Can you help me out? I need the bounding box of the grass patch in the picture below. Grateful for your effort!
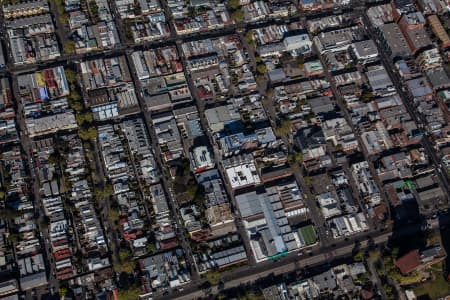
[114,249,135,273]
[413,271,450,299]
[426,232,442,247]
[203,270,220,285]
[299,225,317,245]
[117,285,141,300]
[114,259,135,274]
[368,249,380,260]
[357,272,369,284]
[428,261,444,272]
[108,208,120,230]
[391,271,422,285]
[109,208,120,220]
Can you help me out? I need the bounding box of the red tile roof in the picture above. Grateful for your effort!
[373,204,388,220]
[53,248,71,260]
[395,250,420,274]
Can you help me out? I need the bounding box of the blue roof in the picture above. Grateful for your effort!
[223,120,244,134]
[188,119,203,137]
[220,127,276,152]
[39,87,48,101]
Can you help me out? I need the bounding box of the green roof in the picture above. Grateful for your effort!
[395,180,414,191]
[269,251,288,260]
[300,225,317,245]
[88,39,97,48]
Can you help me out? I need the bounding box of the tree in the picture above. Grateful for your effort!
[229,0,240,10]
[76,114,84,125]
[231,9,244,22]
[119,248,131,261]
[117,285,140,300]
[256,63,267,75]
[70,101,83,112]
[187,6,196,18]
[108,208,120,223]
[353,250,364,262]
[383,284,393,295]
[64,41,76,54]
[295,152,303,163]
[69,90,82,103]
[304,176,311,186]
[244,31,254,44]
[95,184,114,199]
[244,31,255,48]
[186,184,198,199]
[55,0,68,22]
[7,232,19,243]
[103,184,114,197]
[59,287,67,297]
[391,247,400,259]
[133,0,142,15]
[361,91,374,103]
[65,69,76,84]
[95,187,108,201]
[296,55,304,66]
[83,141,92,150]
[59,13,69,26]
[118,272,130,289]
[89,1,99,22]
[76,112,94,125]
[48,151,62,165]
[147,243,156,253]
[78,127,97,141]
[276,119,292,135]
[124,22,134,40]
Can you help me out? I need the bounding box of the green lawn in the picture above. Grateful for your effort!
[300,225,317,245]
[117,286,141,300]
[413,265,450,299]
[203,270,220,285]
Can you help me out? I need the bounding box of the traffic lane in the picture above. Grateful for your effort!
[164,232,391,300]
[11,74,60,293]
[362,12,450,195]
[6,7,352,76]
[312,43,386,232]
[161,212,424,300]
[126,52,199,278]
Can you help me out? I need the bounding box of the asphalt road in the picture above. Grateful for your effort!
[361,11,450,206]
[312,31,393,227]
[6,1,448,299]
[124,52,199,279]
[5,4,350,76]
[163,231,392,300]
[161,212,450,300]
[10,74,59,299]
[91,140,122,265]
[237,25,330,249]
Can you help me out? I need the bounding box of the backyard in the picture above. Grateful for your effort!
[413,262,450,299]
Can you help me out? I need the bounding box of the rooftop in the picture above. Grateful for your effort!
[224,155,261,190]
[380,22,411,58]
[395,250,420,274]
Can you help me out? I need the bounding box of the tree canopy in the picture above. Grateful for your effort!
[78,127,97,141]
